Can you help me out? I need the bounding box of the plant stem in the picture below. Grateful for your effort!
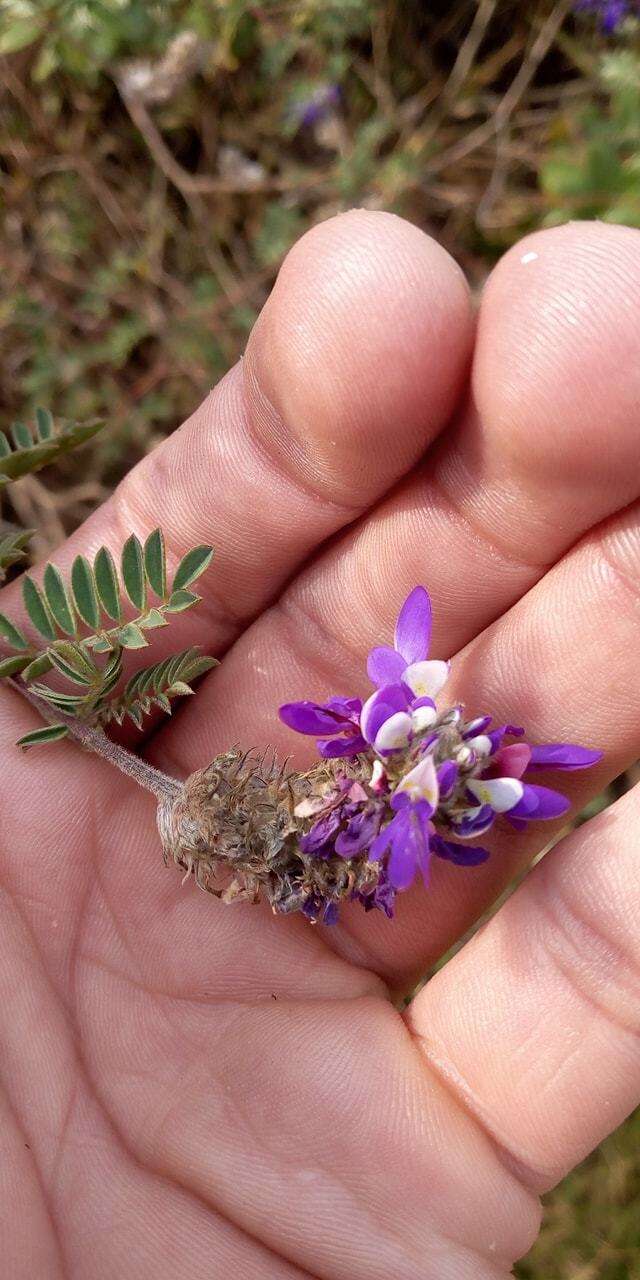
[7,677,181,800]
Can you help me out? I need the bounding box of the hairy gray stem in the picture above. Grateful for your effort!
[7,677,181,800]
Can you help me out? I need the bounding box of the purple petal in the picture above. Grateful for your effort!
[451,804,495,838]
[432,836,490,866]
[368,810,401,863]
[279,700,351,735]
[360,684,410,744]
[463,715,492,739]
[300,809,341,856]
[387,811,418,891]
[335,809,381,857]
[317,733,368,759]
[394,586,432,665]
[487,723,525,752]
[492,743,531,779]
[510,783,571,821]
[437,760,458,798]
[527,743,604,772]
[505,814,528,832]
[367,645,406,688]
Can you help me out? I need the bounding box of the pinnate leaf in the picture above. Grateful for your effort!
[48,641,99,687]
[0,527,33,582]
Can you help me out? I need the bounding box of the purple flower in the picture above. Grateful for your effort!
[367,586,450,704]
[293,83,341,129]
[575,0,632,32]
[278,583,604,922]
[279,696,367,759]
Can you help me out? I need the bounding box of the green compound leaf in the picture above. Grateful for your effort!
[48,641,100,687]
[71,555,100,630]
[22,576,56,641]
[172,545,214,592]
[144,528,166,599]
[0,527,33,582]
[17,724,69,749]
[0,414,105,484]
[0,654,31,678]
[43,563,77,636]
[0,611,29,651]
[93,546,122,622]
[121,534,146,611]
[100,646,216,728]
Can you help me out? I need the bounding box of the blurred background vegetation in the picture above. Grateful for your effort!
[0,1,638,1274]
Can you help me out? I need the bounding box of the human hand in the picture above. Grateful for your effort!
[1,212,639,1278]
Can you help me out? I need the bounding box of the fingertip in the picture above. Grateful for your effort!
[245,209,473,504]
[474,221,640,491]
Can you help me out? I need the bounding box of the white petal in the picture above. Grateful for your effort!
[411,703,437,733]
[467,776,524,813]
[395,753,439,806]
[374,712,413,753]
[370,760,388,792]
[464,734,493,757]
[404,659,449,700]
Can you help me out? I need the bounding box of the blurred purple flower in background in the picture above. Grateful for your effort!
[575,0,635,31]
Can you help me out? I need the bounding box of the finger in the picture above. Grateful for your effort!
[156,221,640,768]
[407,778,640,1192]
[0,211,472,669]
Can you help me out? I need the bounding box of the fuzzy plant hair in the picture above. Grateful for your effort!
[0,408,603,926]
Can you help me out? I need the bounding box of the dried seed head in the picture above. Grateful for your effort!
[157,748,381,922]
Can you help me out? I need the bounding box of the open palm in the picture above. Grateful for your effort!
[2,212,639,1279]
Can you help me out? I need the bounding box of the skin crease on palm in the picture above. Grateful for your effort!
[2,213,640,1280]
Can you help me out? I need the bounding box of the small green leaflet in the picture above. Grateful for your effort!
[22,576,55,641]
[121,534,146,611]
[172,545,214,592]
[0,611,28,651]
[17,724,69,749]
[71,555,101,630]
[144,528,166,598]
